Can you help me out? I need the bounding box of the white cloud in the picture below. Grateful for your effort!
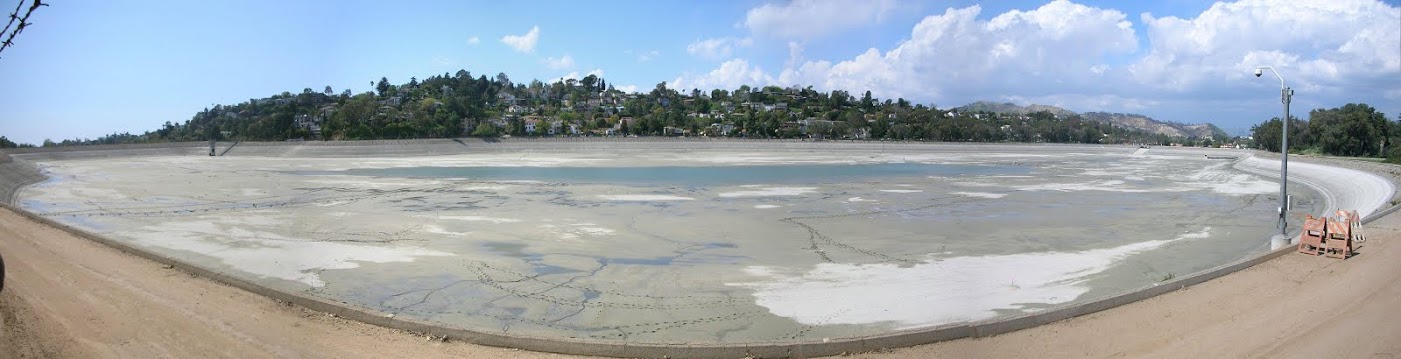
[467,36,480,45]
[430,56,453,67]
[672,59,775,91]
[686,37,753,60]
[616,84,639,93]
[675,0,1400,126]
[637,50,661,62]
[543,55,575,70]
[785,41,804,69]
[500,26,540,53]
[1002,94,1161,113]
[744,0,900,39]
[771,1,1138,103]
[555,69,604,83]
[1130,0,1400,96]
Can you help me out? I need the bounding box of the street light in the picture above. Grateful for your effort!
[1256,66,1293,236]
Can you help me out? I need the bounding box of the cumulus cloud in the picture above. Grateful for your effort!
[680,1,1138,103]
[500,26,540,53]
[686,37,753,60]
[675,0,1400,122]
[543,55,575,70]
[467,36,480,45]
[744,0,901,39]
[1130,0,1400,97]
[671,59,775,91]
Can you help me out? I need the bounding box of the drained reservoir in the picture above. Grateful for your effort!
[15,144,1320,344]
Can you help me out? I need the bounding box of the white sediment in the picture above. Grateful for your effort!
[429,215,522,223]
[420,224,472,237]
[728,227,1213,327]
[1009,162,1278,196]
[120,220,452,287]
[718,187,818,197]
[879,189,924,193]
[952,191,1006,199]
[538,223,617,241]
[596,194,695,201]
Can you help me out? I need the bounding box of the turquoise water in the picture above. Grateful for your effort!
[301,163,1030,185]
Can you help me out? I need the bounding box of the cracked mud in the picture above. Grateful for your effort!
[16,147,1312,344]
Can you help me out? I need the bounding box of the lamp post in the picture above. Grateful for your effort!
[1255,66,1292,236]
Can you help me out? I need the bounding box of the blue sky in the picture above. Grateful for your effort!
[1,0,1397,144]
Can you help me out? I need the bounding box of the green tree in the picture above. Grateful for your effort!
[470,122,498,137]
[581,74,598,93]
[376,77,391,97]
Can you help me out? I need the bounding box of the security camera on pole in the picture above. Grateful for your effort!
[1256,66,1293,242]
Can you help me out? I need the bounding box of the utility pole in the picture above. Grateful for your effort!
[1256,66,1292,236]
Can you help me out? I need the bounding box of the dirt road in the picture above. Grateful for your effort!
[1,203,1398,358]
[0,207,577,359]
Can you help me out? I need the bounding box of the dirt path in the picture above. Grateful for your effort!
[0,207,576,359]
[1,203,1399,359]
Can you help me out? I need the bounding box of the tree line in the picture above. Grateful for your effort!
[1249,103,1400,162]
[16,69,1227,147]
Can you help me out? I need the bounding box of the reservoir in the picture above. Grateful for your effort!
[17,145,1321,344]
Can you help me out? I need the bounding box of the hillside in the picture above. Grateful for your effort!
[1080,112,1228,139]
[954,101,1077,118]
[955,101,1225,139]
[26,70,1218,148]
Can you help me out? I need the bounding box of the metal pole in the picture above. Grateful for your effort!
[1279,86,1290,235]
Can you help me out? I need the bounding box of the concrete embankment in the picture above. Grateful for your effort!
[0,155,45,205]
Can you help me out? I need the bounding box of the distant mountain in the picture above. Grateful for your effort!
[1080,112,1228,139]
[954,101,1226,139]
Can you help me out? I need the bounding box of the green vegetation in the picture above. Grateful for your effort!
[0,136,34,149]
[1250,104,1400,162]
[24,70,1244,147]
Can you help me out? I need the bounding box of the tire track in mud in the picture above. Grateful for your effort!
[466,261,741,310]
[780,196,979,264]
[372,258,763,340]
